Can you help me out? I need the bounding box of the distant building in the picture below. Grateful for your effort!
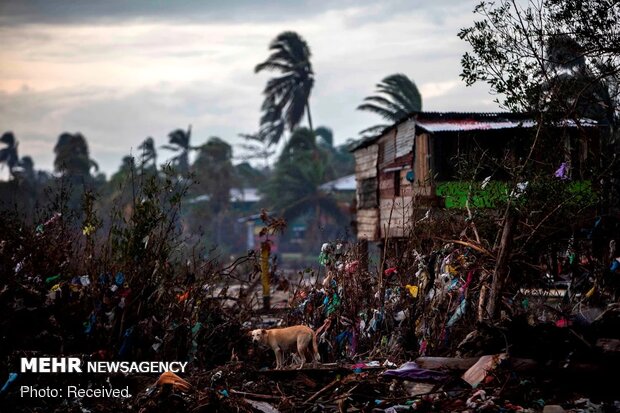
[319,174,356,193]
[188,187,260,206]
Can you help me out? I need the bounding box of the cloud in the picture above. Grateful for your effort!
[0,0,502,176]
[0,81,265,175]
[0,0,367,27]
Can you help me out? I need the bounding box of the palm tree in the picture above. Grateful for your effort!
[54,132,98,177]
[0,131,19,178]
[235,162,266,188]
[162,125,194,176]
[357,73,423,136]
[280,127,320,158]
[192,137,238,213]
[238,132,276,169]
[16,156,35,182]
[138,137,157,171]
[314,126,333,148]
[313,126,355,178]
[263,128,343,251]
[255,31,314,145]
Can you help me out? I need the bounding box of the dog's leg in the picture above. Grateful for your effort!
[275,348,283,370]
[291,353,301,367]
[308,348,319,368]
[297,343,306,370]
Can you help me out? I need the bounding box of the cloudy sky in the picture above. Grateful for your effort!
[0,0,502,177]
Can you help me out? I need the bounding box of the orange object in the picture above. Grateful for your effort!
[155,371,192,393]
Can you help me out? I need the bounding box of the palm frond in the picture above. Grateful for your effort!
[359,124,390,136]
[377,74,422,112]
[263,74,297,98]
[1,132,16,146]
[254,61,294,73]
[284,86,310,130]
[358,73,422,135]
[161,145,182,152]
[361,95,409,120]
[357,102,401,120]
[315,126,333,147]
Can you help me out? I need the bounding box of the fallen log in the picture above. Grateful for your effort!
[415,356,614,374]
[414,357,480,370]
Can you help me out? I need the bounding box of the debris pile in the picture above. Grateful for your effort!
[1,207,619,411]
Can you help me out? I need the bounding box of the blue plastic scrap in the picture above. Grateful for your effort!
[115,272,125,286]
[0,373,18,394]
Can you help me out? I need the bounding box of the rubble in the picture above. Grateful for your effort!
[1,209,619,412]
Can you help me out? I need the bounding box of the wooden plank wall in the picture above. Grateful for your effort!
[396,120,416,158]
[380,196,415,238]
[354,144,379,240]
[412,132,433,196]
[354,145,378,179]
[378,130,397,168]
[377,119,417,239]
[378,153,414,198]
[357,209,379,240]
[354,120,427,241]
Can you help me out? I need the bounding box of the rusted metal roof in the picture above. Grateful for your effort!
[350,111,600,152]
[350,111,529,151]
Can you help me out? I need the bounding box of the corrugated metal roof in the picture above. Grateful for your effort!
[416,117,599,133]
[416,118,535,132]
[350,111,529,151]
[350,111,601,151]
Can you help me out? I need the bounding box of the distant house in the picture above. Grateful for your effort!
[188,187,260,208]
[319,174,356,193]
[351,112,602,242]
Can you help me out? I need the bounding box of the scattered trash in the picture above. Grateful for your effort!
[154,371,192,393]
[1,210,619,412]
[0,372,17,395]
[462,353,508,388]
[383,362,450,382]
[245,399,281,413]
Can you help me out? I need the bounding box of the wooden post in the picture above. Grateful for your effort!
[260,240,271,311]
[486,207,517,319]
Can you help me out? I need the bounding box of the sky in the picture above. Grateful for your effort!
[0,0,502,177]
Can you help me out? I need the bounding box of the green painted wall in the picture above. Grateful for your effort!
[435,181,595,209]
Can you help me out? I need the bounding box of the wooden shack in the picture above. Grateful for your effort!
[351,111,600,242]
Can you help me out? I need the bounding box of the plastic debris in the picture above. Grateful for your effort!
[405,284,418,298]
[463,353,508,388]
[245,399,281,413]
[554,162,569,180]
[45,274,61,284]
[0,372,17,394]
[154,371,192,393]
[383,362,450,382]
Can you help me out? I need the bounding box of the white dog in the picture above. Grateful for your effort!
[250,325,320,370]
